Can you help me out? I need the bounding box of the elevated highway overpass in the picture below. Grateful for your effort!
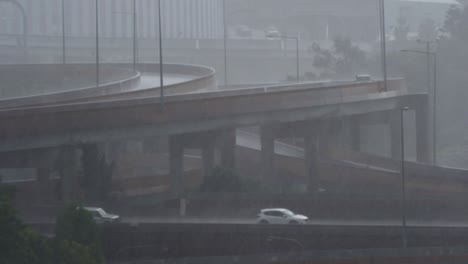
[8,62,468,258]
[0,66,432,204]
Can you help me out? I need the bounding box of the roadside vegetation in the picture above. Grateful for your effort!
[0,184,104,264]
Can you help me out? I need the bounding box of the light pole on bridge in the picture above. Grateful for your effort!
[62,0,66,64]
[158,0,165,110]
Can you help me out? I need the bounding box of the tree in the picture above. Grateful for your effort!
[55,205,104,263]
[312,37,367,78]
[0,185,103,264]
[55,205,101,248]
[312,43,335,78]
[418,17,438,41]
[394,13,409,42]
[443,2,468,40]
[0,185,27,263]
[54,240,101,264]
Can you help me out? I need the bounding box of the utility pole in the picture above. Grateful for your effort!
[62,0,66,64]
[158,0,165,110]
[379,0,387,91]
[133,0,137,72]
[95,0,100,87]
[223,0,228,85]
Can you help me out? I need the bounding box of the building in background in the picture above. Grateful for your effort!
[226,0,380,42]
[0,0,224,40]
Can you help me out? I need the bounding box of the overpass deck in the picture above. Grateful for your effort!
[0,78,420,152]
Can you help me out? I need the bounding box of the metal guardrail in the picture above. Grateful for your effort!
[0,63,216,108]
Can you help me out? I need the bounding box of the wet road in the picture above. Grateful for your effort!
[139,72,199,89]
[120,216,468,228]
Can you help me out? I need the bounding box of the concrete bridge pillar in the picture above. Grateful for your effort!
[37,167,52,202]
[349,116,361,152]
[169,136,184,196]
[318,120,333,158]
[390,111,402,160]
[219,129,236,170]
[61,147,81,203]
[260,125,276,182]
[202,140,215,177]
[304,124,319,193]
[169,136,187,217]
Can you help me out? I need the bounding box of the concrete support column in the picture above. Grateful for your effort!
[305,124,319,193]
[61,147,81,203]
[349,116,361,152]
[260,125,275,182]
[202,141,215,177]
[169,136,184,196]
[169,136,187,217]
[37,168,50,184]
[219,129,236,170]
[318,120,332,158]
[415,103,430,163]
[37,168,51,201]
[390,111,402,160]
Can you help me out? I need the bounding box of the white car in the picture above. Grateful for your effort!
[257,208,308,224]
[82,207,120,224]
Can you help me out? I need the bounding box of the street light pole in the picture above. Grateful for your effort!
[95,0,100,87]
[133,0,137,72]
[222,0,228,85]
[158,0,165,110]
[267,34,300,82]
[433,51,437,165]
[295,36,300,82]
[379,0,388,91]
[62,0,66,64]
[400,106,410,249]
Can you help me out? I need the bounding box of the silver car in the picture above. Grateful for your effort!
[82,207,120,224]
[257,208,308,224]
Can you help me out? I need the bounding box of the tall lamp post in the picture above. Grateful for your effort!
[266,33,300,82]
[401,48,437,164]
[62,0,66,64]
[113,0,138,72]
[158,0,165,109]
[379,0,388,91]
[95,0,100,87]
[222,0,228,85]
[400,106,410,249]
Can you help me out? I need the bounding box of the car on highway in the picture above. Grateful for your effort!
[257,208,308,224]
[265,27,281,38]
[81,207,120,224]
[355,74,372,82]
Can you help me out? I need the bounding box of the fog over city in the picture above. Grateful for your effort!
[2,0,468,263]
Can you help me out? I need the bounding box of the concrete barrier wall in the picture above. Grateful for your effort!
[116,247,468,264]
[0,63,140,108]
[0,63,216,108]
[92,64,217,101]
[100,223,468,261]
